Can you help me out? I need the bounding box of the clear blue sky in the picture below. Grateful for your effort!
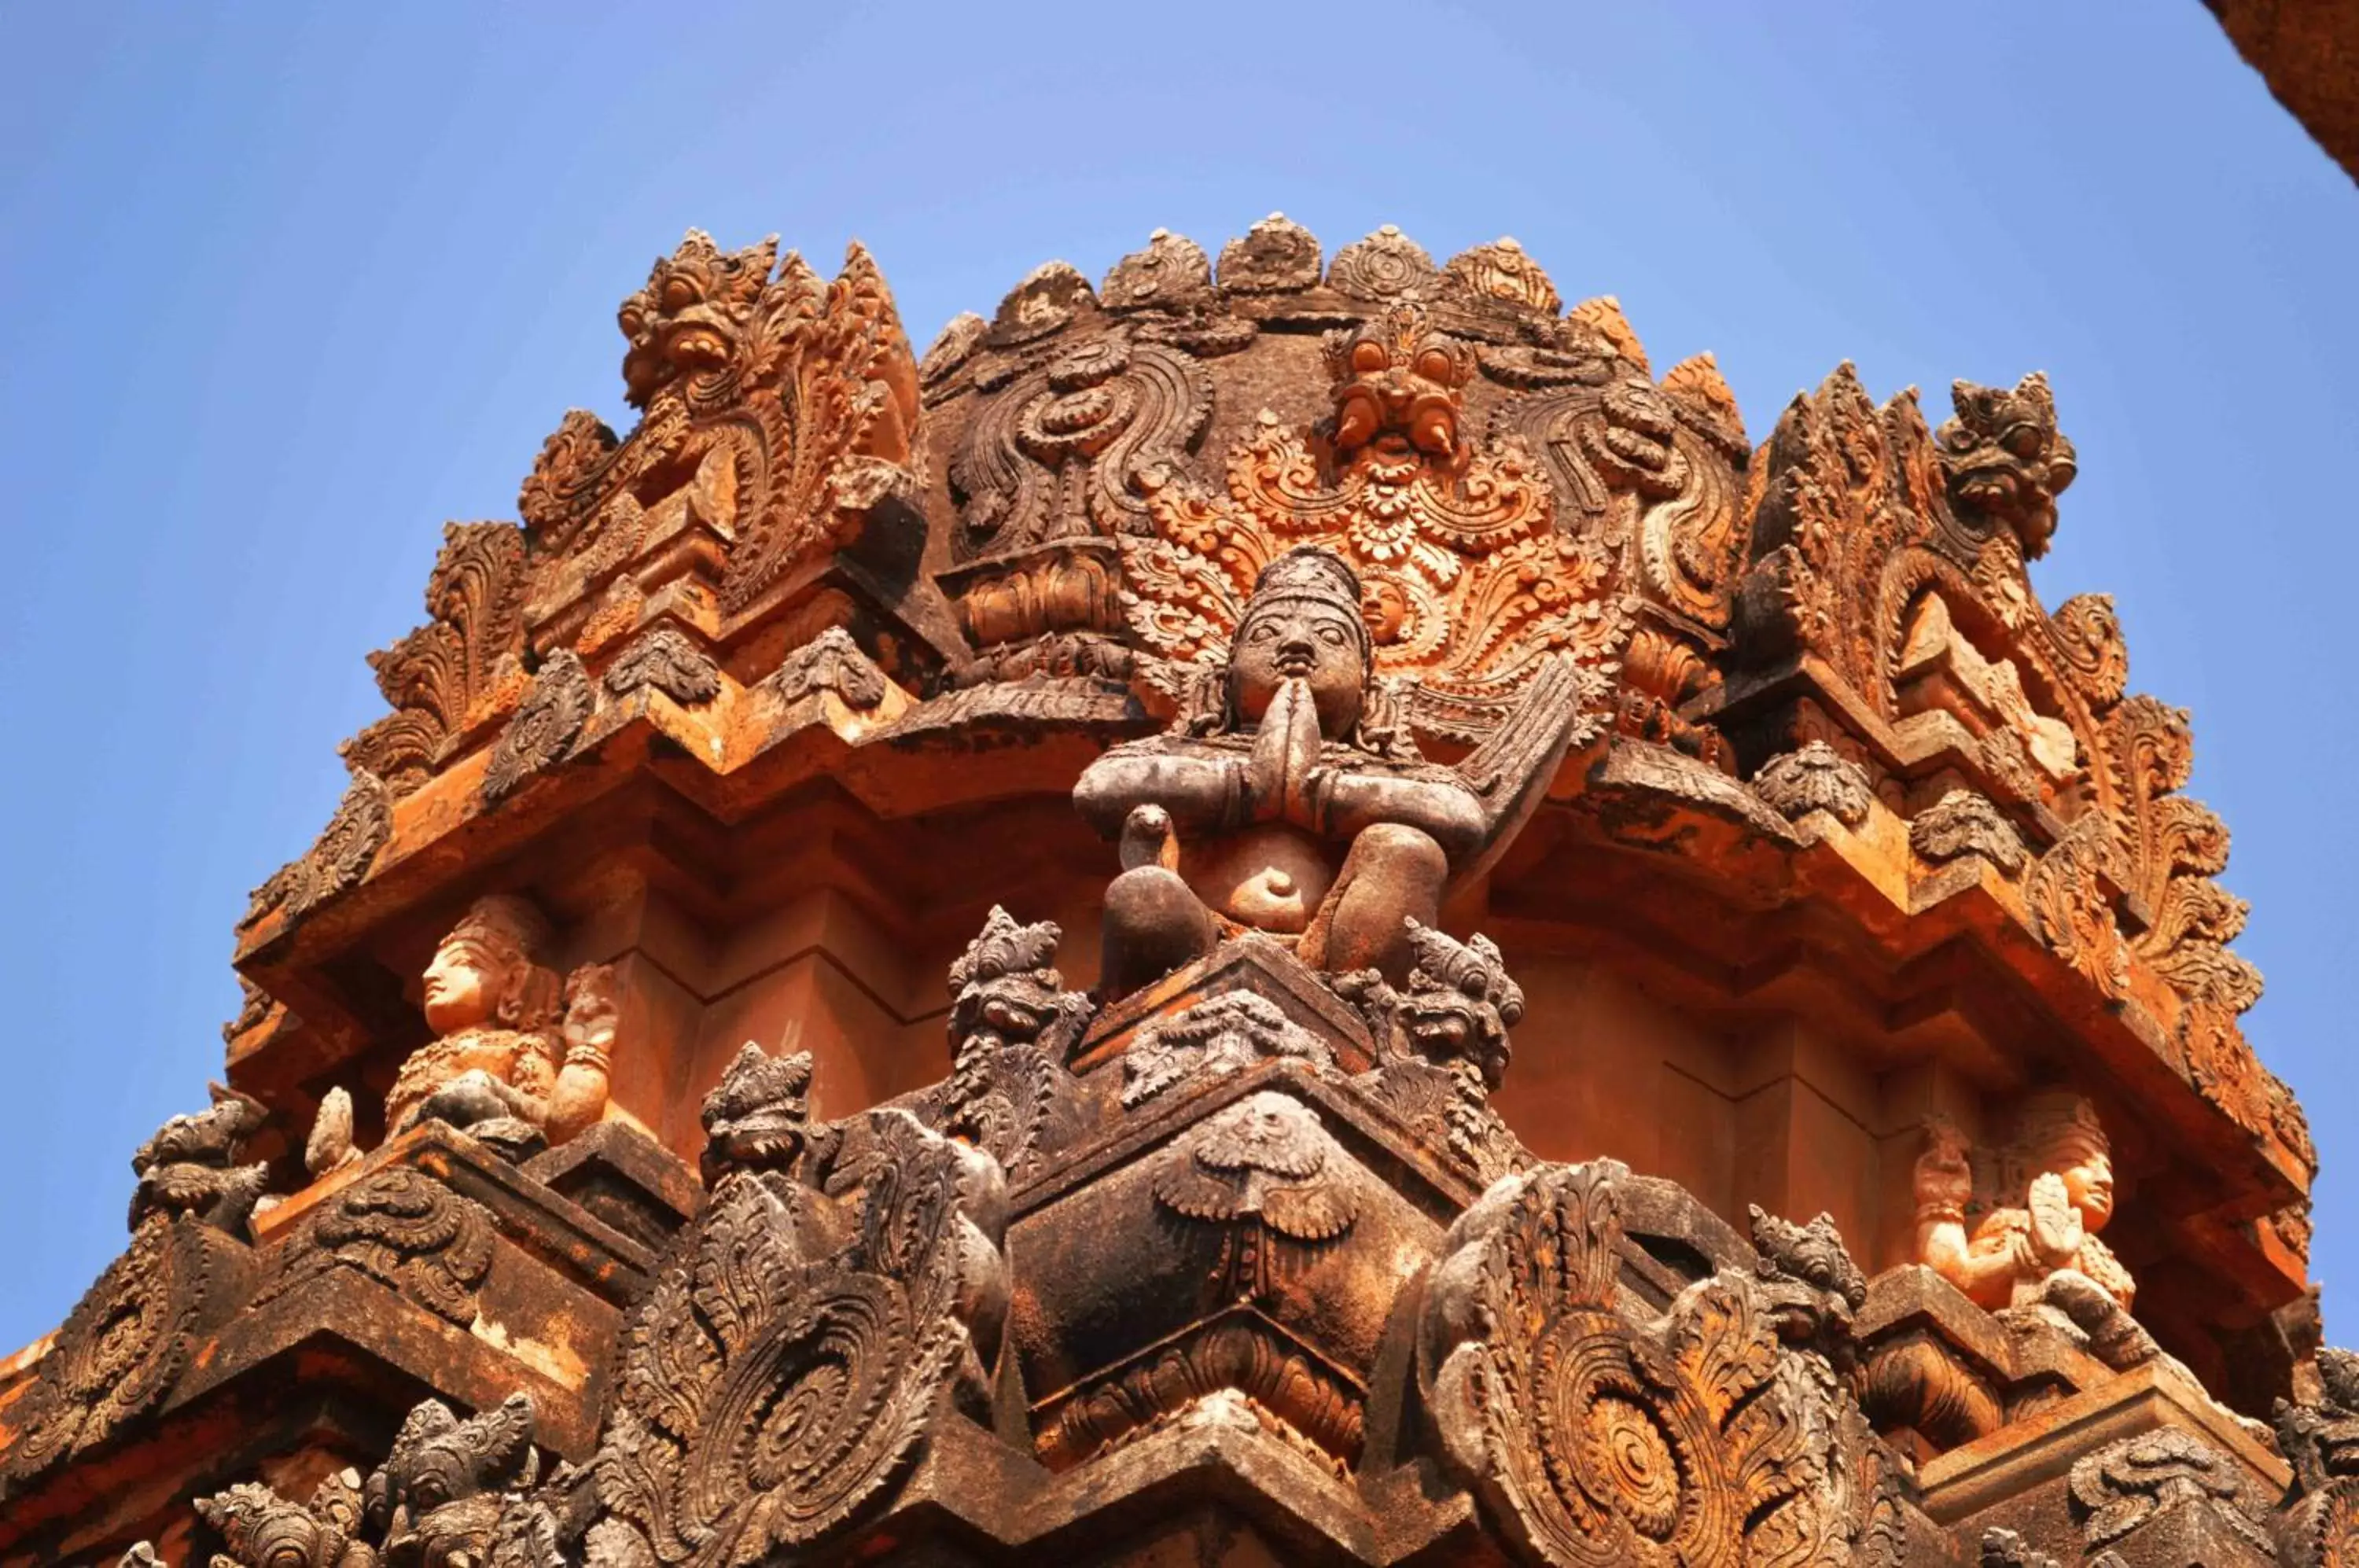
[2,4,2353,1353]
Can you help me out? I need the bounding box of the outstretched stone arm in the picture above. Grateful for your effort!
[1074,748,1248,840]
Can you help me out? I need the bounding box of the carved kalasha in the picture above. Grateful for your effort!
[588,1058,1007,1566]
[1078,547,1585,998]
[940,906,1088,1183]
[1420,1158,1897,1566]
[382,894,618,1159]
[255,1166,494,1326]
[127,1081,270,1234]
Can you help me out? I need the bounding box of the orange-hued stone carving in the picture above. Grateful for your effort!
[1914,1095,2154,1370]
[6,217,2328,1568]
[381,894,619,1158]
[1076,547,1581,994]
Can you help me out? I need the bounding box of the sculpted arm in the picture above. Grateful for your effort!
[547,964,620,1145]
[1311,770,1486,860]
[1075,748,1248,838]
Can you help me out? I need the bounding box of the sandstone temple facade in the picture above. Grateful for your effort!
[0,219,2337,1566]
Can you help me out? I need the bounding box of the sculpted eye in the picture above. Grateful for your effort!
[1317,624,1346,646]
[1417,348,1456,382]
[661,277,700,311]
[1352,340,1389,374]
[1250,621,1279,640]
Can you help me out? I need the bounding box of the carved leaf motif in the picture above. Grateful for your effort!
[0,1219,220,1489]
[605,626,722,706]
[482,651,595,804]
[718,244,922,615]
[591,1112,999,1564]
[1422,1159,1880,1568]
[258,1167,495,1326]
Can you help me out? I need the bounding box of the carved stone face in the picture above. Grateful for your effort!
[1325,307,1473,459]
[422,933,508,1036]
[2059,1146,2114,1231]
[1228,597,1369,738]
[616,230,775,409]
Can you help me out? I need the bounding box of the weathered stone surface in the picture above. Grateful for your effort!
[6,218,2325,1566]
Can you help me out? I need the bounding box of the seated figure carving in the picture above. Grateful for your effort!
[1914,1093,2148,1365]
[1074,547,1580,997]
[383,893,620,1158]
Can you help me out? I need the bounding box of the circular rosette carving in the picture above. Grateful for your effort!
[1422,1160,1870,1568]
[592,1113,1004,1566]
[0,1218,232,1489]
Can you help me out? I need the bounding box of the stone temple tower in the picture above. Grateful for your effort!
[0,219,2335,1567]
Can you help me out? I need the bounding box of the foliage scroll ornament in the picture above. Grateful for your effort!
[240,767,392,930]
[481,650,595,804]
[1418,1158,1900,1568]
[586,1099,1008,1565]
[0,1217,238,1496]
[253,1165,496,1327]
[1117,303,1629,743]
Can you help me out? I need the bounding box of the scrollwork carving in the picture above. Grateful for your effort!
[1122,992,1336,1108]
[256,1166,495,1326]
[481,651,594,804]
[604,626,720,705]
[1420,1158,1893,1567]
[1911,788,2028,874]
[2067,1428,2272,1555]
[589,1090,1007,1565]
[1754,741,1873,827]
[343,522,530,796]
[241,767,392,929]
[948,327,1213,567]
[0,1216,233,1493]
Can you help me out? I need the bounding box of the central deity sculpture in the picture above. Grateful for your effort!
[1076,547,1579,997]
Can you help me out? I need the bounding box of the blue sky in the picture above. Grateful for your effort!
[1,4,2353,1353]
